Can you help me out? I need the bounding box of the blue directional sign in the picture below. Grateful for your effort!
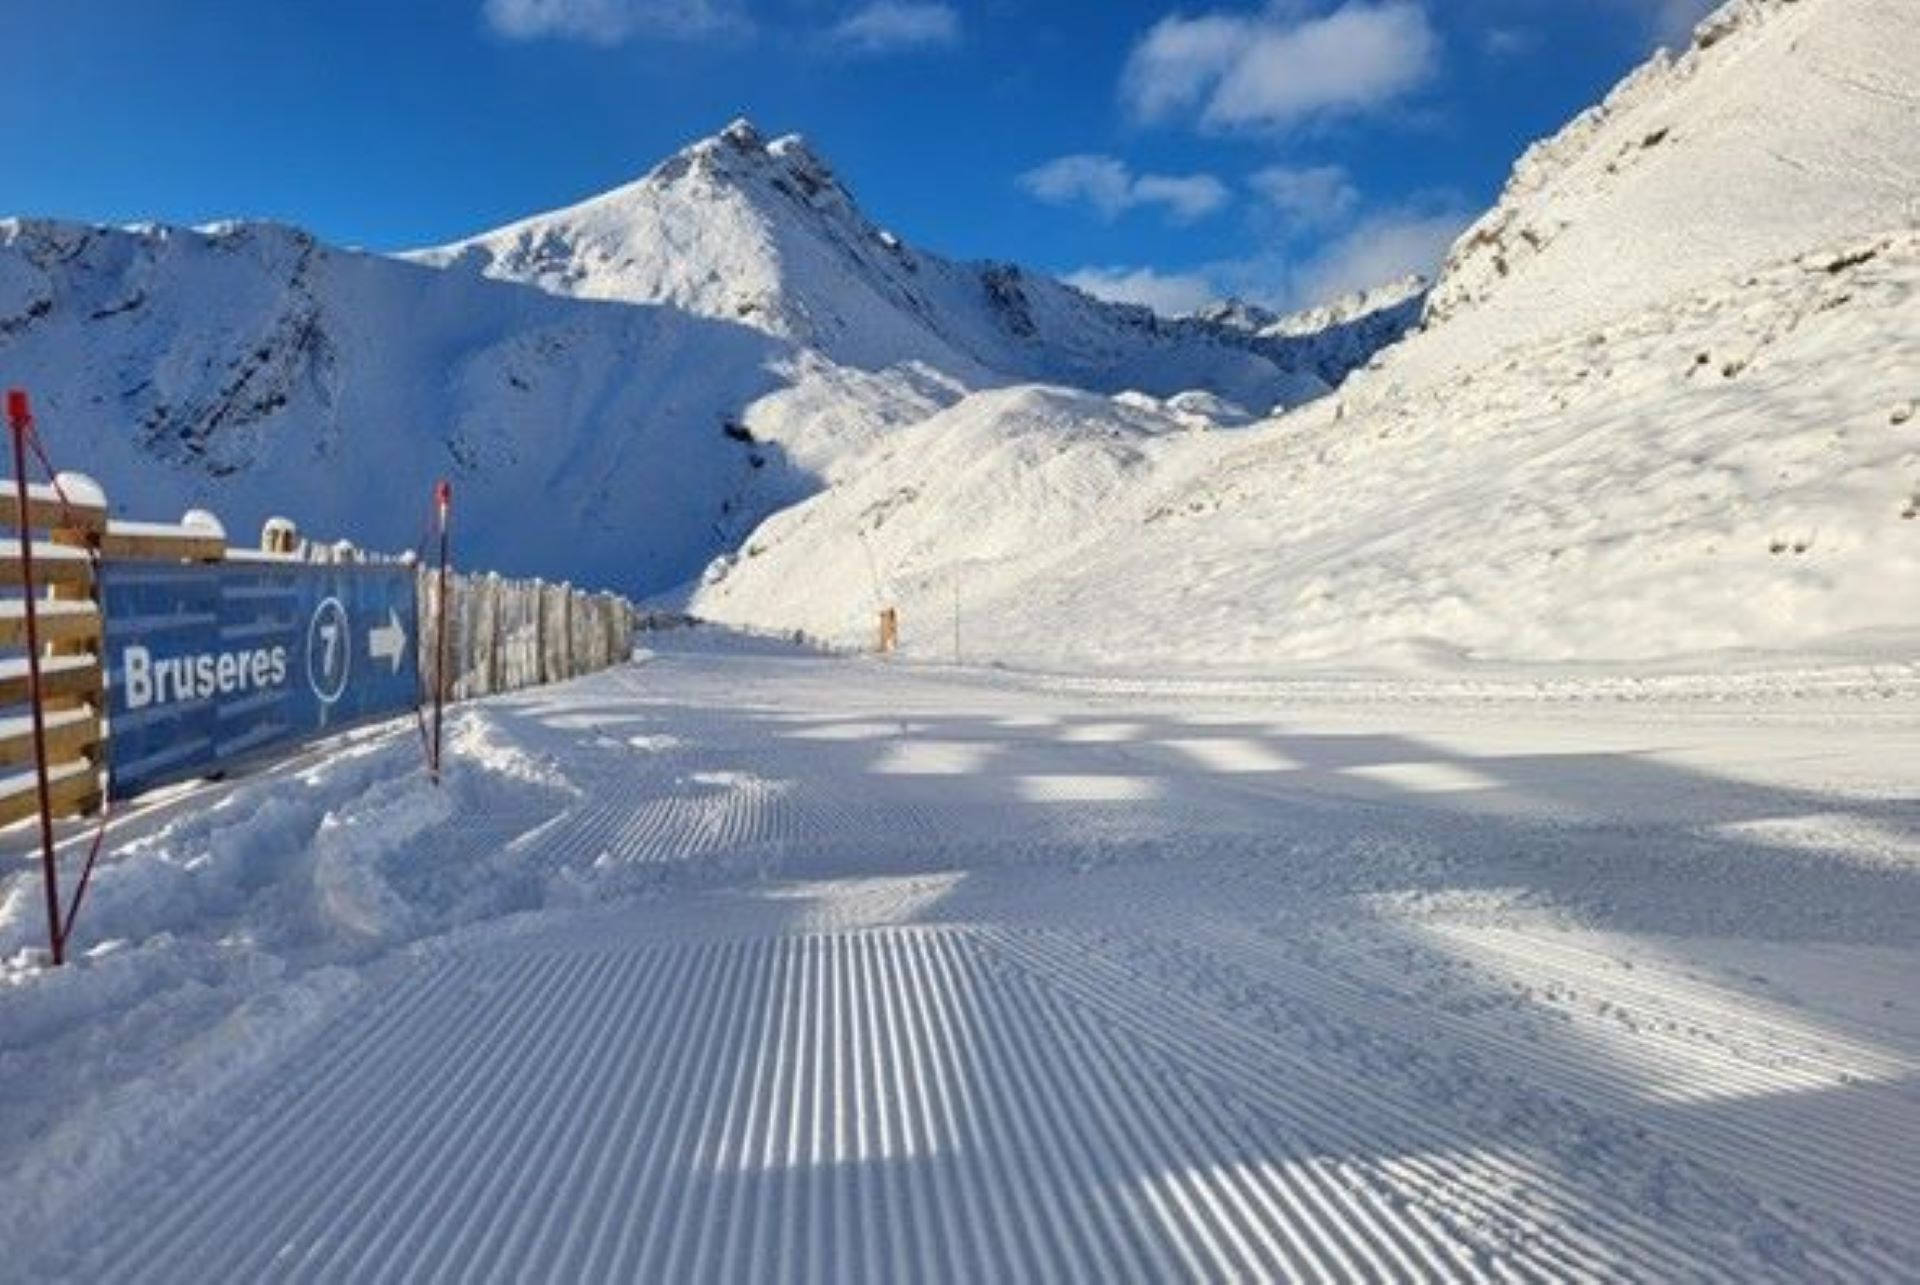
[98,560,420,799]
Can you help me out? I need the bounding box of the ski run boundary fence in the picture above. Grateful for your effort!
[425,567,635,703]
[4,470,635,833]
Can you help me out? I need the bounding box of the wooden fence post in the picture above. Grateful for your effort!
[563,587,576,681]
[487,576,503,695]
[1,468,108,835]
[533,580,548,686]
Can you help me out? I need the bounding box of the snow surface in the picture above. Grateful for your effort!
[4,639,1918,1279]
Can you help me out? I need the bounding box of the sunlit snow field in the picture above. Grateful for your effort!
[5,635,1917,1281]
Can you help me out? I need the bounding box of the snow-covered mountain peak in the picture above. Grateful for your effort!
[649,117,863,229]
[1191,276,1429,387]
[690,119,842,191]
[1262,274,1428,339]
[717,115,764,149]
[408,119,959,364]
[410,122,1344,406]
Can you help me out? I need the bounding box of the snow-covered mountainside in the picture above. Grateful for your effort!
[0,124,1357,597]
[697,232,1920,668]
[411,120,1330,406]
[1406,0,1920,380]
[695,0,1920,672]
[0,217,815,591]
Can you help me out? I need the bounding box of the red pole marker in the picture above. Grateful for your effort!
[7,389,64,965]
[430,481,452,784]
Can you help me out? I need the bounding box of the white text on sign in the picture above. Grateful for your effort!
[121,644,290,710]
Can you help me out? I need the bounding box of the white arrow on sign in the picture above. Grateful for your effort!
[368,609,409,674]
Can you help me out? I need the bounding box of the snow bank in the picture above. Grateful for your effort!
[0,709,580,1244]
[696,384,1193,629]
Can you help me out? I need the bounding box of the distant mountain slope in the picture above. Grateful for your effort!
[1198,275,1429,388]
[699,229,1920,671]
[0,217,811,591]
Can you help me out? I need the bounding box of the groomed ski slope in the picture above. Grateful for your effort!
[7,636,1920,1281]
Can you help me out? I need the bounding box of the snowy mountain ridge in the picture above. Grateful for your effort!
[0,213,815,591]
[1198,274,1429,387]
[410,118,1339,406]
[0,121,1376,596]
[1197,274,1427,339]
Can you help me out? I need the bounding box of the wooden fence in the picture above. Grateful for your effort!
[1,476,110,828]
[421,571,635,703]
[3,473,635,826]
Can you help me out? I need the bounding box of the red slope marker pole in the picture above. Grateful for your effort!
[430,480,452,785]
[8,389,63,966]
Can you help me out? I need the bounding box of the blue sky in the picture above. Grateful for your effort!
[1,0,1711,311]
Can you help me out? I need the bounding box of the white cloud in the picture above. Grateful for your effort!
[1065,201,1463,317]
[1119,14,1247,123]
[1064,266,1221,316]
[483,0,745,42]
[1059,167,1466,318]
[1021,155,1230,223]
[1248,164,1359,230]
[1024,156,1134,218]
[1289,205,1467,304]
[828,2,960,54]
[1123,1,1439,132]
[1131,174,1235,222]
[1483,27,1534,59]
